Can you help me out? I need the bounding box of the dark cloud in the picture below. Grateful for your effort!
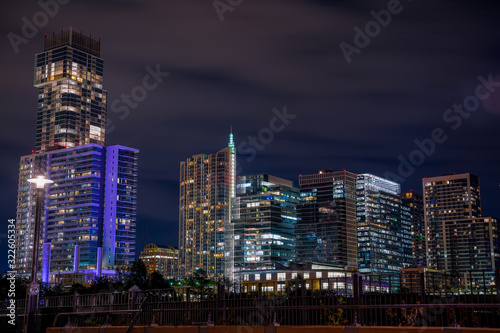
[1,0,500,271]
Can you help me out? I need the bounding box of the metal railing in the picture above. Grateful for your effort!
[2,269,499,330]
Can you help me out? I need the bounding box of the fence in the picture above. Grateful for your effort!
[2,270,499,331]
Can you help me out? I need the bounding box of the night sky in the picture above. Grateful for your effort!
[1,0,500,272]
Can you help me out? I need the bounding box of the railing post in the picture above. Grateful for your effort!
[217,281,226,322]
[128,285,141,310]
[186,287,191,323]
[301,280,307,325]
[420,272,426,305]
[109,294,114,312]
[73,293,79,313]
[353,272,362,326]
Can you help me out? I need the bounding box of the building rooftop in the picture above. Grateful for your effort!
[44,27,100,57]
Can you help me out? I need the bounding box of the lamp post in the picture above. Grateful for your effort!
[24,175,53,333]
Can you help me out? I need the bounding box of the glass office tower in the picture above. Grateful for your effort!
[35,27,106,152]
[296,169,358,268]
[15,144,139,275]
[231,174,299,278]
[356,174,412,275]
[178,134,236,279]
[401,191,426,267]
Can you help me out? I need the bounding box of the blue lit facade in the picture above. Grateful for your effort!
[231,174,299,277]
[15,144,138,276]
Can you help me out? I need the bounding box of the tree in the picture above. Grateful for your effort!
[125,260,148,289]
[148,271,169,290]
[183,269,212,297]
[285,273,305,296]
[69,283,86,295]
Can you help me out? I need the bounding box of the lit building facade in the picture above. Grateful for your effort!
[15,29,139,281]
[356,174,412,275]
[15,144,139,276]
[140,244,179,279]
[422,173,482,271]
[231,174,299,277]
[422,173,499,285]
[241,263,388,294]
[296,169,358,268]
[35,27,106,152]
[15,154,49,275]
[178,134,236,279]
[401,191,426,267]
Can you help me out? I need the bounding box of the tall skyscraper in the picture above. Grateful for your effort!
[178,133,236,279]
[14,29,139,281]
[35,27,106,152]
[356,174,412,275]
[296,169,358,268]
[401,191,426,267]
[15,144,139,276]
[422,173,499,278]
[231,174,299,278]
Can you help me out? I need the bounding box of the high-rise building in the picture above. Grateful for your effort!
[15,144,139,276]
[140,244,179,279]
[401,191,426,267]
[296,169,358,268]
[14,29,138,281]
[422,173,499,278]
[356,174,412,275]
[178,133,236,279]
[35,27,106,152]
[231,174,299,278]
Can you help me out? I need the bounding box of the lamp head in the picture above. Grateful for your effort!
[28,175,54,188]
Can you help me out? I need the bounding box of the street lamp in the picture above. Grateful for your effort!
[24,174,53,333]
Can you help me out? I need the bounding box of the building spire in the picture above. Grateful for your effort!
[228,126,234,149]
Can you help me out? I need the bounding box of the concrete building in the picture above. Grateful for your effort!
[178,133,236,279]
[140,244,179,279]
[422,173,499,286]
[34,27,106,153]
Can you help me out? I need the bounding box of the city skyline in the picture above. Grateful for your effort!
[1,1,500,273]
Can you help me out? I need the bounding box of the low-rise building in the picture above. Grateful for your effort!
[140,243,179,279]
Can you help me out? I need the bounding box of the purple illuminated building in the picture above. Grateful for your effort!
[14,29,139,282]
[15,144,138,280]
